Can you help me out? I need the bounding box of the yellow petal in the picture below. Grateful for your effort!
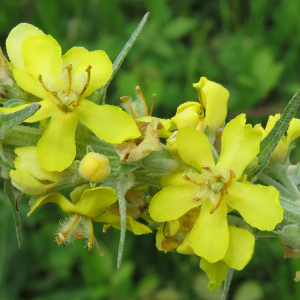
[27,193,75,216]
[70,184,90,204]
[37,108,78,172]
[22,34,62,80]
[177,231,195,255]
[200,258,228,291]
[10,169,56,195]
[217,114,261,179]
[73,50,113,97]
[223,226,255,270]
[286,118,300,145]
[14,146,63,182]
[224,181,283,230]
[190,199,229,263]
[25,98,55,123]
[265,114,280,133]
[160,172,186,187]
[194,77,229,134]
[77,99,141,144]
[149,185,199,222]
[6,23,45,71]
[171,102,201,129]
[155,226,165,251]
[13,68,48,99]
[74,187,118,219]
[177,126,215,171]
[0,103,29,113]
[62,47,90,69]
[128,217,152,235]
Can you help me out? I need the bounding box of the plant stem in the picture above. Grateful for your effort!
[221,267,234,300]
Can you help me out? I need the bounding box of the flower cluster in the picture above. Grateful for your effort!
[2,21,300,294]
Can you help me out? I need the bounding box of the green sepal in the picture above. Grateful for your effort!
[251,90,300,177]
[4,179,23,249]
[86,145,94,153]
[0,83,41,103]
[90,181,97,188]
[0,102,41,139]
[98,12,150,105]
[3,99,27,108]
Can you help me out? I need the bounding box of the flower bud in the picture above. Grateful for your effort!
[79,153,111,182]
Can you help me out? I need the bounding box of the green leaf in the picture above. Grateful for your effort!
[4,179,23,249]
[0,102,41,139]
[3,99,27,108]
[98,12,150,105]
[251,90,300,177]
[0,141,15,169]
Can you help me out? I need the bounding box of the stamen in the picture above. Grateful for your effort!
[226,168,236,185]
[183,174,205,187]
[66,100,76,108]
[210,194,223,214]
[149,94,156,116]
[192,197,201,202]
[87,217,94,251]
[79,65,92,97]
[93,234,105,256]
[55,214,81,244]
[136,86,149,116]
[65,64,73,93]
[38,74,52,93]
[75,232,84,239]
[120,96,137,119]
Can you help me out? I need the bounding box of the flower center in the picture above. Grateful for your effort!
[183,166,235,214]
[38,64,92,112]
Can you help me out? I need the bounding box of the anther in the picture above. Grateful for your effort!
[210,194,223,214]
[192,197,201,202]
[120,96,137,119]
[149,94,156,116]
[136,86,149,116]
[79,65,92,97]
[75,232,84,239]
[59,232,67,241]
[38,74,52,93]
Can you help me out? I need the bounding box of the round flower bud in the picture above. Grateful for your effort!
[79,153,111,182]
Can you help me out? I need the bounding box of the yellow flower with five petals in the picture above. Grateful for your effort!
[27,185,118,250]
[0,23,140,171]
[150,114,283,263]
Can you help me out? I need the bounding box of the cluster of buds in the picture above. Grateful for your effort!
[1,17,300,295]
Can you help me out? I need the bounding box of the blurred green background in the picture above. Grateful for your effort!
[1,0,300,299]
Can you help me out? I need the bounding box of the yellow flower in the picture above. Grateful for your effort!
[171,77,229,135]
[255,114,300,163]
[149,114,283,263]
[0,23,140,171]
[10,146,65,195]
[27,185,118,250]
